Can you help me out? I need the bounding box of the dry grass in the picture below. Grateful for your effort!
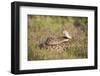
[28,15,88,61]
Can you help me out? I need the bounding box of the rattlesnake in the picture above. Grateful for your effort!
[39,30,72,51]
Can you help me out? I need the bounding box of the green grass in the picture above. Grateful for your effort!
[28,47,87,60]
[28,15,88,61]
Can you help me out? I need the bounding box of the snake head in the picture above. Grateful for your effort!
[63,30,72,39]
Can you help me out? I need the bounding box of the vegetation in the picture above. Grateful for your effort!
[28,15,88,61]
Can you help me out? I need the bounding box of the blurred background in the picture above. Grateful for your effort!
[28,15,88,60]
